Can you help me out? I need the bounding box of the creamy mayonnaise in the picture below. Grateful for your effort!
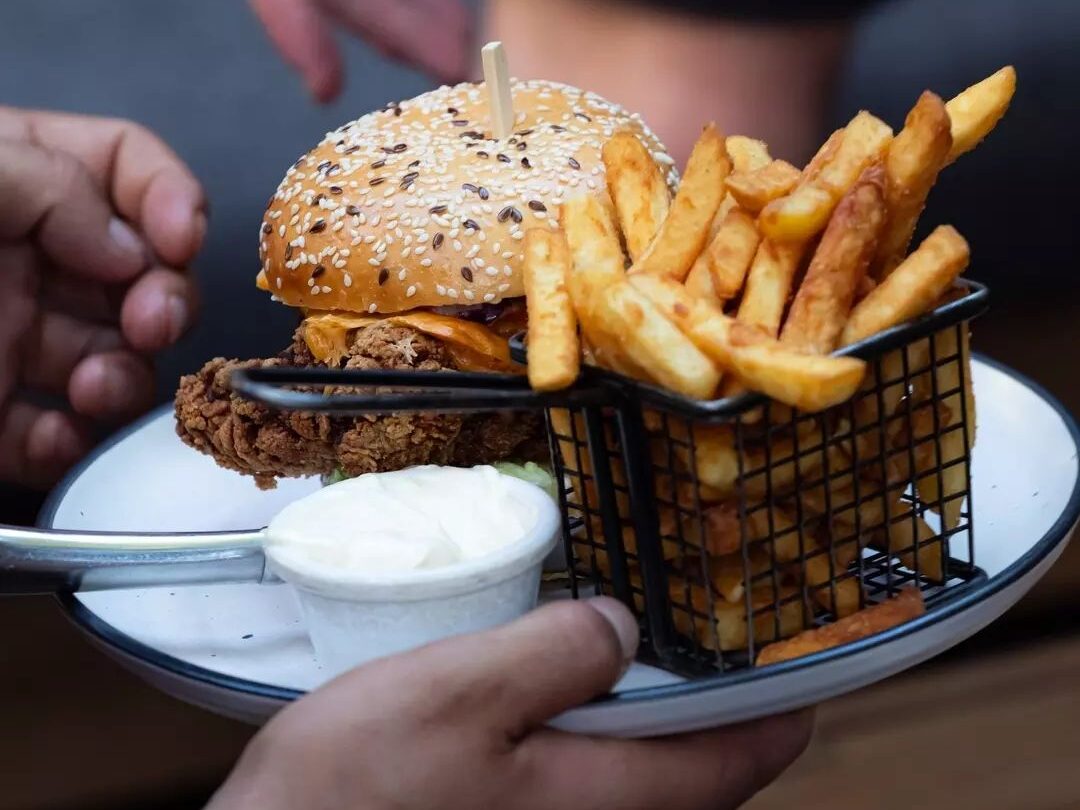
[263,465,540,576]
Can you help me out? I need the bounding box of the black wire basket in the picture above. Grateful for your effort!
[232,280,989,678]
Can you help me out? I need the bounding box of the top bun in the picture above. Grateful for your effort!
[258,79,673,314]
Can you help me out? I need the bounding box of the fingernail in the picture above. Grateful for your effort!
[586,596,640,664]
[108,217,145,263]
[166,294,188,344]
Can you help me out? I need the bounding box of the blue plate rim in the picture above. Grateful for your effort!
[41,355,1080,710]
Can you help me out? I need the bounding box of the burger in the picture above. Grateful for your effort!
[175,79,673,489]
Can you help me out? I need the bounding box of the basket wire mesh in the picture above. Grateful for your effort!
[231,281,988,679]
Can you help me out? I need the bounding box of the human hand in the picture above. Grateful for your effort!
[0,107,204,488]
[249,0,472,102]
[208,598,813,810]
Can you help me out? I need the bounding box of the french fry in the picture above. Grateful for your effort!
[675,580,806,652]
[760,111,893,243]
[684,252,724,308]
[873,91,953,278]
[630,124,731,281]
[881,492,944,582]
[914,326,975,530]
[841,225,970,346]
[801,542,862,618]
[757,587,925,665]
[523,229,579,390]
[602,131,671,261]
[734,239,808,336]
[802,128,844,181]
[703,550,774,604]
[591,280,721,399]
[725,159,801,213]
[691,208,761,303]
[780,165,888,354]
[945,65,1016,164]
[661,416,740,495]
[726,135,772,172]
[846,339,931,463]
[560,194,630,374]
[561,195,626,317]
[630,274,867,411]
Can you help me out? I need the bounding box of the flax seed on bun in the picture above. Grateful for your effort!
[257,79,675,314]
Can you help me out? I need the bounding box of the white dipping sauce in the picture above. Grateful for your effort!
[264,465,538,578]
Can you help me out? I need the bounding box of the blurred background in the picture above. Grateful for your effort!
[1,0,1078,807]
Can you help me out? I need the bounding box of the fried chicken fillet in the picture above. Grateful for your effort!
[175,322,545,489]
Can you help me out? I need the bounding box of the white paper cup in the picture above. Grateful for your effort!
[266,477,560,679]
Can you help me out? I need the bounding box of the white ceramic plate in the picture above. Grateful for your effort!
[40,358,1080,737]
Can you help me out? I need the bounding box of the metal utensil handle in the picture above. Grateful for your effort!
[0,526,272,595]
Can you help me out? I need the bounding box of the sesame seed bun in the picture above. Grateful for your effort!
[258,79,674,314]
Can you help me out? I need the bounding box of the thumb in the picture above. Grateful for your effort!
[400,597,640,737]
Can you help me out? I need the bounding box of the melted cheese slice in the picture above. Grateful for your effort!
[300,311,519,373]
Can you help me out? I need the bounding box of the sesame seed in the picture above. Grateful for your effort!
[420,258,433,267]
[483,293,496,302]
[370,177,386,186]
[463,218,481,231]
[498,283,511,292]
[466,244,480,258]
[461,266,474,282]
[447,287,458,298]
[464,289,475,300]
[568,157,581,170]
[436,284,447,295]
[397,268,407,281]
[484,266,498,276]
[429,204,447,214]
[406,285,417,298]
[453,240,463,252]
[497,153,511,163]
[433,233,444,249]
[276,277,282,289]
[369,303,377,313]
[344,273,352,287]
[278,224,286,237]
[321,285,332,294]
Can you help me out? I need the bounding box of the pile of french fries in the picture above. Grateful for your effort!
[523,66,1015,665]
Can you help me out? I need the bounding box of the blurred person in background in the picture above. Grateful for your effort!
[252,0,869,164]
